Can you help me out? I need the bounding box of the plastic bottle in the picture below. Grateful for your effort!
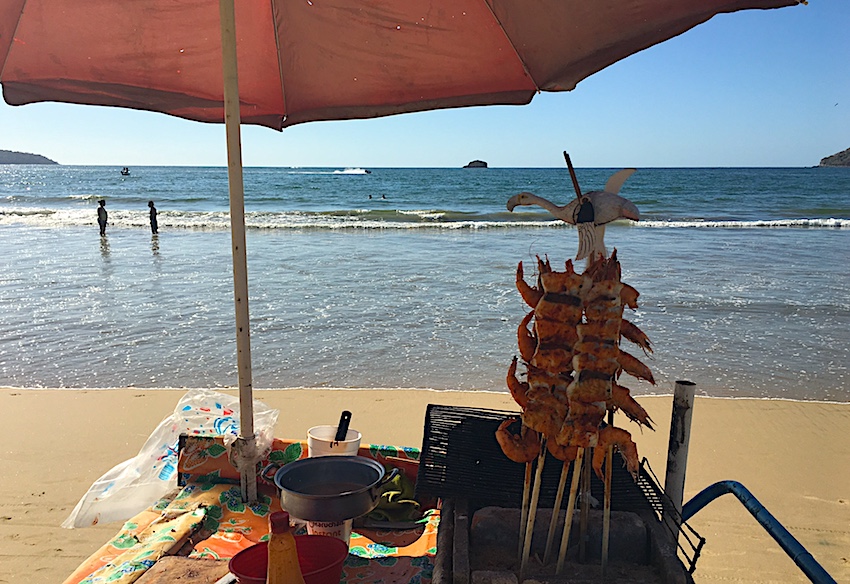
[267,511,306,584]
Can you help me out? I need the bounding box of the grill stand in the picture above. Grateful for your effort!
[418,405,703,584]
[435,503,692,584]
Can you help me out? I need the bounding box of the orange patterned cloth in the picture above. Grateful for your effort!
[178,435,424,487]
[344,510,440,584]
[66,437,438,584]
[62,508,162,584]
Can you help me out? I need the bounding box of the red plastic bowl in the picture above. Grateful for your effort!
[228,535,348,584]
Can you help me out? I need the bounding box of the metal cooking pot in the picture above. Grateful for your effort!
[262,456,400,522]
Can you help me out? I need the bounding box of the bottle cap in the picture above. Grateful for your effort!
[269,511,291,533]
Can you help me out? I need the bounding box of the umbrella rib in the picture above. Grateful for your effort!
[268,0,288,128]
[0,2,28,79]
[481,1,540,91]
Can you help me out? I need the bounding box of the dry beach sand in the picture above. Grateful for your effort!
[0,387,848,584]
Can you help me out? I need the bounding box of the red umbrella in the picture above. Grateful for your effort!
[1,0,801,128]
[0,0,802,501]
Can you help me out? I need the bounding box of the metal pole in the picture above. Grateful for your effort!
[219,0,257,503]
[682,481,837,584]
[664,380,696,525]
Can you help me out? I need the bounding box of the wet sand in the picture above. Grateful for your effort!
[1,388,848,584]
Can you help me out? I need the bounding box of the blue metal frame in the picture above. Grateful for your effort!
[682,480,836,584]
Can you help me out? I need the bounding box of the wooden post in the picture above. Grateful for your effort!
[665,381,696,527]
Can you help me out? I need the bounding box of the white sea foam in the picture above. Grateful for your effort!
[640,218,850,229]
[4,207,847,231]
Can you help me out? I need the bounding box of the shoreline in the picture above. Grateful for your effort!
[1,387,848,583]
[8,384,850,407]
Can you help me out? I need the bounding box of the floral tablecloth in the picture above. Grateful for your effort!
[64,437,438,584]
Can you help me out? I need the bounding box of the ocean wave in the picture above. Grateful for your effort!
[639,218,850,228]
[2,207,848,231]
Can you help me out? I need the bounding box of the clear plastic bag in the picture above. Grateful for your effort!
[62,388,279,528]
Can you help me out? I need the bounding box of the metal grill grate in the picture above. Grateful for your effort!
[415,403,704,573]
[416,404,653,512]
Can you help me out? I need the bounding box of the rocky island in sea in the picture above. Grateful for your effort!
[463,160,488,168]
[0,149,58,164]
[819,147,850,167]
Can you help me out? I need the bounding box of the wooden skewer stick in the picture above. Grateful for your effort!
[602,443,614,579]
[563,151,583,200]
[556,447,585,574]
[579,448,591,562]
[543,459,570,565]
[602,409,615,578]
[517,461,532,561]
[520,437,548,581]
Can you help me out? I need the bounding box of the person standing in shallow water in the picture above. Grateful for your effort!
[148,200,158,234]
[97,199,108,236]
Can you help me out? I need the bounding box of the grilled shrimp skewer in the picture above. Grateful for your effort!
[495,418,538,560]
[503,248,654,575]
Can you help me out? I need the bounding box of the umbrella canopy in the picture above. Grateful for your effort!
[2,0,799,129]
[0,0,801,502]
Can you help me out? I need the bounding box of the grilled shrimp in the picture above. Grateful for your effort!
[495,418,540,463]
[592,425,639,479]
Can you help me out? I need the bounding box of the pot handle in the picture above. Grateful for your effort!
[261,463,280,484]
[379,466,401,487]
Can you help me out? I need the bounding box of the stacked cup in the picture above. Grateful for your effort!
[304,412,361,545]
[306,425,361,457]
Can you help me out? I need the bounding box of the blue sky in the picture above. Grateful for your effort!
[1,2,847,168]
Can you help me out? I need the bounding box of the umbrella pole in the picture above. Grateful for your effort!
[219,0,257,503]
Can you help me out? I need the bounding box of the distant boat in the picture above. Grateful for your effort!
[120,167,130,176]
[333,167,371,175]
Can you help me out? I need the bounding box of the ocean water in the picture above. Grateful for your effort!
[1,165,849,402]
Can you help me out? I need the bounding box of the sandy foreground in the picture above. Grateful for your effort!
[0,387,848,584]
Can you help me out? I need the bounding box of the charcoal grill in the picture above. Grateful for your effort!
[415,404,704,582]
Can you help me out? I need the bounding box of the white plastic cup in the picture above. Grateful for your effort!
[307,425,361,457]
[306,518,353,546]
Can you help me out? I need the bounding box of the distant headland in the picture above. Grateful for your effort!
[463,160,488,168]
[819,147,850,167]
[0,149,58,164]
